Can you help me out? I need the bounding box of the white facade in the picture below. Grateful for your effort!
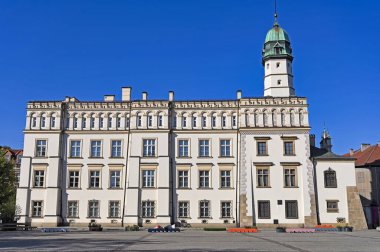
[16,16,366,229]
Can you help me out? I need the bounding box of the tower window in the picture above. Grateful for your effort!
[277,80,281,85]
[276,62,280,68]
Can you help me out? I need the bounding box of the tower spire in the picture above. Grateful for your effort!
[274,0,279,26]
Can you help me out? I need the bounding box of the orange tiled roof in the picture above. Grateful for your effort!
[346,145,380,167]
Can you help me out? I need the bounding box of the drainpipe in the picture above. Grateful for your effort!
[59,102,67,225]
[312,158,321,225]
[236,98,241,227]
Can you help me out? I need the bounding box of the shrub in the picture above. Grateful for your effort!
[204,227,227,231]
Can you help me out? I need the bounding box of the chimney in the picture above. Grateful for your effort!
[236,90,242,100]
[122,87,131,102]
[169,91,174,101]
[310,134,315,147]
[104,95,115,102]
[349,148,354,156]
[142,91,148,101]
[361,143,371,152]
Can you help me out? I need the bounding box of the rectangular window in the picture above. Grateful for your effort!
[143,139,156,157]
[178,139,189,157]
[258,201,271,219]
[182,117,187,127]
[70,140,81,157]
[284,141,295,155]
[178,170,189,188]
[89,171,100,188]
[109,201,120,218]
[36,140,47,157]
[284,168,296,187]
[327,200,339,213]
[199,140,210,157]
[285,200,298,219]
[257,141,267,156]
[220,170,231,188]
[88,200,99,218]
[220,140,231,157]
[199,170,210,188]
[34,170,45,187]
[69,171,80,188]
[199,200,210,218]
[178,201,190,218]
[68,201,78,218]
[142,201,155,218]
[111,140,122,158]
[142,170,155,187]
[90,140,102,157]
[110,170,121,188]
[32,201,43,217]
[324,170,337,188]
[158,115,163,127]
[221,201,231,218]
[257,168,269,187]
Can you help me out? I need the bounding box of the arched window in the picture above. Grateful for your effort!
[99,113,104,128]
[41,113,46,128]
[108,114,113,128]
[222,113,227,128]
[290,110,295,126]
[212,113,217,128]
[254,111,258,127]
[90,114,96,129]
[136,113,142,127]
[192,113,197,128]
[182,113,187,128]
[81,114,87,129]
[147,113,153,127]
[202,113,207,128]
[125,114,130,128]
[73,114,78,129]
[281,110,285,126]
[263,110,268,127]
[232,113,237,127]
[324,168,337,188]
[158,113,163,127]
[245,111,249,126]
[116,114,122,128]
[50,113,56,128]
[299,110,304,126]
[272,110,277,127]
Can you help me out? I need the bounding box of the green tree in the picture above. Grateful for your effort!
[0,149,17,223]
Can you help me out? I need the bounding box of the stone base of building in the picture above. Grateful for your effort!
[347,186,368,230]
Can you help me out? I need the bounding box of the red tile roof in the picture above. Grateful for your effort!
[345,144,380,167]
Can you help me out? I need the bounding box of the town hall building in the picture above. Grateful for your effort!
[16,11,367,229]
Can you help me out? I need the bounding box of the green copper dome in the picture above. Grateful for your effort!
[262,21,293,64]
[265,24,290,43]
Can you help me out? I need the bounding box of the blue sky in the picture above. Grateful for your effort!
[0,0,379,154]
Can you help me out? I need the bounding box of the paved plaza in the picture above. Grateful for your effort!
[0,229,379,251]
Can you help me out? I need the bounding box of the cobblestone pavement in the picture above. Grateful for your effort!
[0,229,379,251]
